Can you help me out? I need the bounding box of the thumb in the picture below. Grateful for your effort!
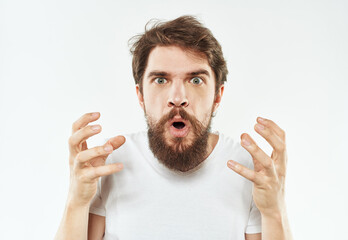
[107,135,126,150]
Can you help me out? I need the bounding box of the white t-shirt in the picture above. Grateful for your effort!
[89,131,262,239]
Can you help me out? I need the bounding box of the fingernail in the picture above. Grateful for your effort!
[228,161,239,170]
[258,117,265,122]
[242,139,251,146]
[92,125,101,131]
[228,160,236,167]
[104,145,112,152]
[117,163,123,169]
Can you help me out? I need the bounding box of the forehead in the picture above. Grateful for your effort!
[144,45,213,77]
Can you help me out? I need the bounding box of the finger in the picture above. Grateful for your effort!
[240,134,276,175]
[72,112,100,134]
[107,135,126,150]
[75,143,114,167]
[254,123,286,155]
[256,117,286,144]
[86,163,124,180]
[227,160,262,185]
[69,124,102,154]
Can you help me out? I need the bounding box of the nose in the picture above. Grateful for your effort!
[167,81,189,108]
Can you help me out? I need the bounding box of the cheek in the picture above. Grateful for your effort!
[191,95,215,120]
[143,90,166,115]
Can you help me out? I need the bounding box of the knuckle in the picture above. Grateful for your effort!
[262,119,270,126]
[88,167,97,179]
[279,128,286,138]
[282,130,286,139]
[75,152,83,162]
[72,121,79,131]
[78,168,92,182]
[248,143,256,151]
[68,136,75,146]
[250,172,257,181]
[277,143,286,152]
[77,171,88,182]
[95,146,104,155]
[264,160,273,169]
[253,145,261,155]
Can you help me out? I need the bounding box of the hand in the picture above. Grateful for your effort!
[67,112,126,206]
[227,117,288,217]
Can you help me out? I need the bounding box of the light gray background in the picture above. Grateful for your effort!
[0,0,347,239]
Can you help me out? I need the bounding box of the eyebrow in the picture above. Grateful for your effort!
[146,69,210,78]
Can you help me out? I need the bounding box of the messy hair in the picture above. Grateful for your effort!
[128,15,228,95]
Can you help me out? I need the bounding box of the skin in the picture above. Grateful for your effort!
[227,117,293,239]
[55,112,126,240]
[57,45,292,240]
[136,45,224,156]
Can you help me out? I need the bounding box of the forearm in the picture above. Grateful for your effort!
[54,199,90,240]
[261,208,293,240]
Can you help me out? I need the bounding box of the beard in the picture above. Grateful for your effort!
[145,106,214,173]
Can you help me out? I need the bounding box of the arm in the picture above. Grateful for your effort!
[245,210,293,240]
[55,204,106,240]
[54,112,125,240]
[245,233,262,240]
[88,213,106,240]
[54,200,90,240]
[228,117,293,240]
[261,208,293,240]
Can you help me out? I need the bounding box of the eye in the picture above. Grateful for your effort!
[190,77,203,85]
[154,77,167,84]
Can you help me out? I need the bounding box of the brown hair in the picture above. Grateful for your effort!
[128,15,228,95]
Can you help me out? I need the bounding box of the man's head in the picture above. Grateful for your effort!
[129,15,228,96]
[129,16,228,173]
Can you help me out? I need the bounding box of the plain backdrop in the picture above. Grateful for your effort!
[0,0,347,239]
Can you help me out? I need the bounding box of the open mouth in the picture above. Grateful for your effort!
[172,121,186,129]
[169,120,189,137]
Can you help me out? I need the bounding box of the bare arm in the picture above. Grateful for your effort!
[228,117,293,240]
[55,204,106,240]
[261,209,293,240]
[88,213,105,240]
[54,112,125,240]
[245,233,261,240]
[54,200,90,240]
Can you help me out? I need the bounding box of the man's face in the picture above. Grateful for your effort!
[136,45,224,172]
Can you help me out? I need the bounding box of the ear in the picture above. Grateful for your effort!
[213,84,224,113]
[136,84,145,111]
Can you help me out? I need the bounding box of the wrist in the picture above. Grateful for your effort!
[66,195,91,209]
[259,197,287,218]
[261,203,288,223]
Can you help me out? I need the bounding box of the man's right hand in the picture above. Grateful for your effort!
[67,112,125,207]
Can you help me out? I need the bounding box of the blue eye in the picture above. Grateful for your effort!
[154,77,167,84]
[190,77,203,85]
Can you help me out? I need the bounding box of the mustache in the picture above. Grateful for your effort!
[156,107,206,135]
[163,108,194,124]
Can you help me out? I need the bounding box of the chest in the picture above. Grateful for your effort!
[103,169,252,239]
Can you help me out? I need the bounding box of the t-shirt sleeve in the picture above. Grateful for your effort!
[89,176,106,216]
[88,137,108,217]
[245,194,262,233]
[245,154,262,234]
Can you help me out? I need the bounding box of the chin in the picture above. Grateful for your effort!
[165,131,194,152]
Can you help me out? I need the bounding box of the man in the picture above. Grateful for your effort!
[55,16,293,240]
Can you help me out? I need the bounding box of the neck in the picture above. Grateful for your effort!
[204,132,219,160]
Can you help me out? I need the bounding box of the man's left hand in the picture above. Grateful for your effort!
[227,117,288,217]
